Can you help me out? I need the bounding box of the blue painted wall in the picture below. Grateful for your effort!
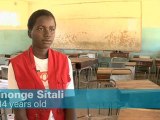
[0,30,31,54]
[142,28,160,52]
[131,28,160,58]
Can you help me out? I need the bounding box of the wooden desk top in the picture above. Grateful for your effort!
[130,58,153,62]
[70,58,98,69]
[112,62,136,66]
[110,52,129,58]
[67,53,88,58]
[97,68,131,75]
[130,58,153,67]
[118,108,160,120]
[116,80,160,89]
[155,58,160,66]
[67,53,79,58]
[70,58,98,62]
[155,58,160,61]
[125,62,136,66]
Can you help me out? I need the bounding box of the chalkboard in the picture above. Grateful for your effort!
[52,18,141,51]
[44,0,142,51]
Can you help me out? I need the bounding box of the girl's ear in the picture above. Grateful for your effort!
[28,30,31,38]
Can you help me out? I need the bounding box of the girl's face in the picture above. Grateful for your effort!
[30,16,56,49]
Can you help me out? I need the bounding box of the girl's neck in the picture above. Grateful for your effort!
[32,47,49,59]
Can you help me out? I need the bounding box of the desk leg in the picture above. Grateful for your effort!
[77,67,93,89]
[0,109,7,120]
[156,67,160,83]
[148,67,151,79]
[77,70,80,89]
[90,67,93,81]
[3,108,7,120]
[86,67,92,82]
[73,70,77,88]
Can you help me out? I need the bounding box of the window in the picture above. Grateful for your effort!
[0,11,20,26]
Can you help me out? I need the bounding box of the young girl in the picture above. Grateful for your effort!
[8,9,76,120]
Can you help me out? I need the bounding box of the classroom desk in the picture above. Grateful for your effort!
[155,58,160,66]
[0,65,8,80]
[97,68,132,75]
[118,108,160,120]
[70,58,98,88]
[110,52,129,58]
[129,58,153,79]
[67,53,89,58]
[109,62,136,67]
[97,62,135,80]
[67,53,79,58]
[116,80,160,110]
[124,62,136,67]
[130,58,153,66]
[116,79,160,89]
[110,62,136,79]
[70,58,98,69]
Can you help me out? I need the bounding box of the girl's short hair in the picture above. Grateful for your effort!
[27,9,56,31]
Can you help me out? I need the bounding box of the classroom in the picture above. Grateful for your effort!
[0,0,160,120]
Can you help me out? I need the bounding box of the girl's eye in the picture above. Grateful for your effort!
[49,28,55,32]
[37,27,44,31]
